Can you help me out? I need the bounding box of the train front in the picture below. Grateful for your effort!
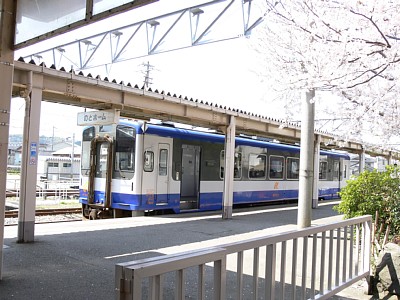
[78,114,143,219]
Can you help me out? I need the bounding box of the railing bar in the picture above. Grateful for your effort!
[220,216,372,255]
[342,226,348,283]
[301,236,308,299]
[265,244,276,300]
[291,238,298,300]
[175,269,185,300]
[237,251,244,300]
[311,234,317,299]
[133,274,142,300]
[123,268,135,300]
[117,217,372,300]
[149,274,163,300]
[361,223,366,274]
[349,225,354,279]
[328,229,334,291]
[198,264,205,300]
[280,241,287,300]
[364,220,372,274]
[214,258,227,300]
[253,247,260,300]
[355,224,360,275]
[319,231,326,295]
[149,276,155,300]
[335,228,341,287]
[159,274,164,300]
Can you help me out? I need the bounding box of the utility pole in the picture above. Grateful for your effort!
[141,61,155,88]
[52,126,55,152]
[70,133,75,179]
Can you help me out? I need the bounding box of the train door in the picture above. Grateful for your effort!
[340,157,348,186]
[156,143,170,205]
[333,159,340,189]
[180,145,201,210]
[88,136,113,208]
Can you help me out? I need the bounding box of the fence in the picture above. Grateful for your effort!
[115,215,372,300]
[6,177,79,199]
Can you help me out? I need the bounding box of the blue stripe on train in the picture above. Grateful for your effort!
[80,188,340,213]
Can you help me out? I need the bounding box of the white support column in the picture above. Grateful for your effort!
[359,150,366,175]
[297,89,315,229]
[222,115,235,219]
[0,0,15,280]
[312,134,321,209]
[18,72,43,243]
[388,152,393,166]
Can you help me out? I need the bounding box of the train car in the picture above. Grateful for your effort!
[79,119,350,218]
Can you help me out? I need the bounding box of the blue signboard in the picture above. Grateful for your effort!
[29,142,37,165]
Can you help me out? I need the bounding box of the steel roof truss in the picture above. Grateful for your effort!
[148,10,187,54]
[192,0,235,46]
[23,0,264,71]
[81,34,108,69]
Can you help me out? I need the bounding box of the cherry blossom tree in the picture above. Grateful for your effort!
[250,0,400,227]
[252,0,400,144]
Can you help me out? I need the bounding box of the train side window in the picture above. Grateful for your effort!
[81,126,95,175]
[320,161,328,180]
[220,151,242,179]
[220,151,224,179]
[287,157,299,180]
[249,153,266,179]
[333,161,339,180]
[269,156,284,179]
[234,152,242,179]
[159,149,168,176]
[144,151,154,172]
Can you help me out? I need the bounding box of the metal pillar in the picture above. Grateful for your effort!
[0,0,15,280]
[18,72,43,243]
[222,115,235,219]
[359,150,366,174]
[297,89,315,229]
[312,134,321,209]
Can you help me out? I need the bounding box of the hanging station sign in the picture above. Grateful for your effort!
[77,109,120,126]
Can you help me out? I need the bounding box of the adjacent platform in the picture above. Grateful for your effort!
[1,201,370,299]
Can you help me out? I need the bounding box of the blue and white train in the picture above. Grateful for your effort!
[79,119,350,218]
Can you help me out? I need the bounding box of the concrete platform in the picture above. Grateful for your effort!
[0,201,379,299]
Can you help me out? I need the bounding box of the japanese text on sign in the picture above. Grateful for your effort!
[77,109,120,126]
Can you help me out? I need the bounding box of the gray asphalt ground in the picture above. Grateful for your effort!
[0,201,388,299]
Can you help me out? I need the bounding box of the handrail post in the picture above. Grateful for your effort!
[364,219,373,295]
[214,257,226,299]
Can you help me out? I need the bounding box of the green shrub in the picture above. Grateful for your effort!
[334,165,400,235]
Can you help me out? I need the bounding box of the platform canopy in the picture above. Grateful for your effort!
[15,0,157,49]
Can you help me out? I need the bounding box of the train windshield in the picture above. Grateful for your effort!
[114,125,136,179]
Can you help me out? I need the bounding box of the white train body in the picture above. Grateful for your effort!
[79,120,349,217]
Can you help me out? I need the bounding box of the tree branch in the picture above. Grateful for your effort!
[346,64,390,89]
[350,9,391,48]
[386,35,400,41]
[302,1,342,36]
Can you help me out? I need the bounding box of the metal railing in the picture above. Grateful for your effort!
[6,178,80,199]
[115,215,372,300]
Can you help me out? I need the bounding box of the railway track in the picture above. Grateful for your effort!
[5,207,82,218]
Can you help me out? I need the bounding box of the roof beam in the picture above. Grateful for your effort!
[12,60,400,160]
